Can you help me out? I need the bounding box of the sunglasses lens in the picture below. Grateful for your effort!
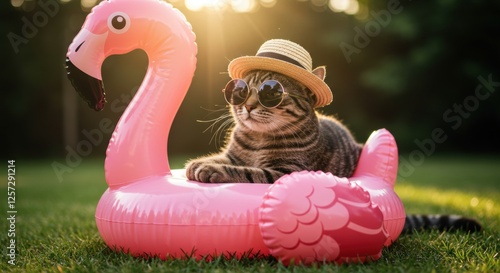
[258,80,284,108]
[224,80,249,105]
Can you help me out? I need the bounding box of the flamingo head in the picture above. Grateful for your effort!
[66,0,190,111]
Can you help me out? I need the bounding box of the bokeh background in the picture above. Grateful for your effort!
[2,0,499,166]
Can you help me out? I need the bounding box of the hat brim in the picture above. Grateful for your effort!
[228,56,333,108]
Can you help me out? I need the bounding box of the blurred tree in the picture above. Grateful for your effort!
[355,0,500,153]
[2,0,499,161]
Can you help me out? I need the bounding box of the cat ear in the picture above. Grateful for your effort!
[312,66,326,81]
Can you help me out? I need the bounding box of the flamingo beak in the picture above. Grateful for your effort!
[66,29,108,111]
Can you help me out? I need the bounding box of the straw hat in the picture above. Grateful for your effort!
[228,39,333,108]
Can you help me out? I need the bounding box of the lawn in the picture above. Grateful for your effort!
[1,155,499,272]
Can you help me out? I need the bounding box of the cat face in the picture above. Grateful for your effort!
[230,71,316,133]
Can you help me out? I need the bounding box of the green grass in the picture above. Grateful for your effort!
[1,156,499,272]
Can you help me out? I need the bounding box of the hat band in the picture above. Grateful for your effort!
[256,52,306,70]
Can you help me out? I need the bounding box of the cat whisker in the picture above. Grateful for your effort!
[199,113,232,134]
[194,106,234,148]
[210,118,234,148]
[199,105,230,113]
[196,106,229,123]
[197,117,224,127]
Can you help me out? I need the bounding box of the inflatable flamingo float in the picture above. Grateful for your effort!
[66,0,405,264]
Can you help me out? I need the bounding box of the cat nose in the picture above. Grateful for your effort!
[245,89,258,112]
[245,104,256,112]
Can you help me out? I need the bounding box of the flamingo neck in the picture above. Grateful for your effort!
[104,38,196,187]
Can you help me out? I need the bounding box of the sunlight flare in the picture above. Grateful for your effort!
[81,0,99,10]
[185,0,227,11]
[10,0,24,7]
[329,0,359,14]
[231,0,257,13]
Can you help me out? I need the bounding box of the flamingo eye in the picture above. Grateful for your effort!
[107,12,130,34]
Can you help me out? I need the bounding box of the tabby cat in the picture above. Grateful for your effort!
[186,70,362,184]
[185,70,481,233]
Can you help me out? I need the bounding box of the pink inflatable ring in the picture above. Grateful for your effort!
[65,0,405,264]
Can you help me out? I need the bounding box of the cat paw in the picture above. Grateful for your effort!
[185,161,201,181]
[186,161,228,183]
[197,166,226,183]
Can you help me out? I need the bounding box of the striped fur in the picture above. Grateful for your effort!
[186,70,362,183]
[403,214,482,234]
[185,70,482,233]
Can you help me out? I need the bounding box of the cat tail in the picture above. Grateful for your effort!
[403,214,483,234]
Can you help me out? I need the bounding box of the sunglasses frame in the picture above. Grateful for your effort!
[222,79,308,109]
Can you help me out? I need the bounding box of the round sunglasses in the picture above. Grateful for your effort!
[222,79,308,109]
